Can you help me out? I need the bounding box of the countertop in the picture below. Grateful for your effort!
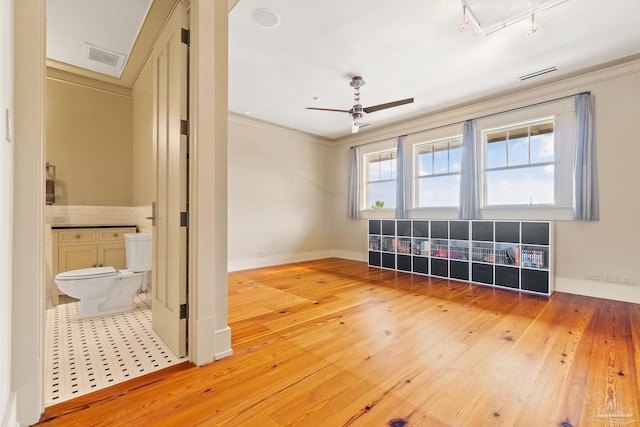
[51,224,138,230]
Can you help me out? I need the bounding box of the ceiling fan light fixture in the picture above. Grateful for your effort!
[351,119,369,134]
[351,106,364,123]
[351,106,369,133]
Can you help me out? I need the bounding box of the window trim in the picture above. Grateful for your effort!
[482,117,556,207]
[476,99,575,220]
[402,124,463,219]
[359,139,397,215]
[413,136,463,210]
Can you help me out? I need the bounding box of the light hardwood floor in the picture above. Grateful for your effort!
[37,258,640,426]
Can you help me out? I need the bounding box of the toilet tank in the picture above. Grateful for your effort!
[124,233,152,272]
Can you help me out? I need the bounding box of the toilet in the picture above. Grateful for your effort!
[55,233,152,318]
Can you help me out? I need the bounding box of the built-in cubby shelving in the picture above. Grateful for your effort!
[367,219,554,296]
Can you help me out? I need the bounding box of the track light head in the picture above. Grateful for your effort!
[526,14,538,38]
[459,5,468,32]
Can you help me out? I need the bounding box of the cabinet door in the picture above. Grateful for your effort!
[98,243,127,269]
[58,245,98,272]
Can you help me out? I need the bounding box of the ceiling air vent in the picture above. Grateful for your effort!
[83,42,127,69]
[519,66,557,81]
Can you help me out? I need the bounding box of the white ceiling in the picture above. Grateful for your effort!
[229,0,640,139]
[46,0,152,78]
[47,0,640,140]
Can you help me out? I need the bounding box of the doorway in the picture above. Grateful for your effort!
[42,1,189,406]
[11,1,229,424]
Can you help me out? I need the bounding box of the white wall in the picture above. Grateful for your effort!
[228,114,333,271]
[0,0,15,424]
[329,58,640,304]
[327,143,369,262]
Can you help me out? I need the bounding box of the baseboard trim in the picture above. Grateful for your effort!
[555,277,640,304]
[214,326,233,361]
[329,250,367,262]
[228,250,334,272]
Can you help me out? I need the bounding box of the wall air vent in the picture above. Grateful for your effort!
[519,66,558,81]
[83,42,127,69]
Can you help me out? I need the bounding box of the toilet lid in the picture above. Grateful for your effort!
[56,266,118,281]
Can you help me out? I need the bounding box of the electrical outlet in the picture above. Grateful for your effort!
[620,277,636,286]
[603,274,617,283]
[259,252,265,257]
[586,273,601,281]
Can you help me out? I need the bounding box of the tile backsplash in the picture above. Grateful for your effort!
[46,205,152,228]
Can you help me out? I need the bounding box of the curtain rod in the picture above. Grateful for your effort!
[350,90,591,149]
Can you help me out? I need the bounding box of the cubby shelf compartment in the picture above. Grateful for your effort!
[367,219,554,296]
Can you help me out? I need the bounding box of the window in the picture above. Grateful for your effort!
[483,120,554,206]
[355,98,574,220]
[415,138,462,208]
[366,150,396,209]
[477,99,575,219]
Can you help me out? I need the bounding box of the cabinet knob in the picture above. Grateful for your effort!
[114,233,118,237]
[75,234,80,239]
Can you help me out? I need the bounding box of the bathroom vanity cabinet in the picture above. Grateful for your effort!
[52,226,137,278]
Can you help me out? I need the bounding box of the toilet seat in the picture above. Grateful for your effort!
[55,266,118,281]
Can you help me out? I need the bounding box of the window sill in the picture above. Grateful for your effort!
[396,206,573,221]
[480,206,573,221]
[408,207,459,220]
[358,206,573,222]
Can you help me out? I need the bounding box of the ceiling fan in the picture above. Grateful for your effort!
[306,76,414,133]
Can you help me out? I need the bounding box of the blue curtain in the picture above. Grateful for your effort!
[459,119,480,219]
[396,136,407,219]
[573,93,599,220]
[347,146,360,219]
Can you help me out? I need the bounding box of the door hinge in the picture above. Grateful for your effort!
[180,211,189,227]
[180,303,188,319]
[181,28,190,46]
[180,119,189,136]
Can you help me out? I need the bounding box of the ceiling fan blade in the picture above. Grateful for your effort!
[306,107,351,113]
[363,97,414,114]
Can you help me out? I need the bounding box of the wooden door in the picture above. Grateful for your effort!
[151,2,188,358]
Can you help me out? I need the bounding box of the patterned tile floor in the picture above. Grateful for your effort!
[44,292,185,406]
